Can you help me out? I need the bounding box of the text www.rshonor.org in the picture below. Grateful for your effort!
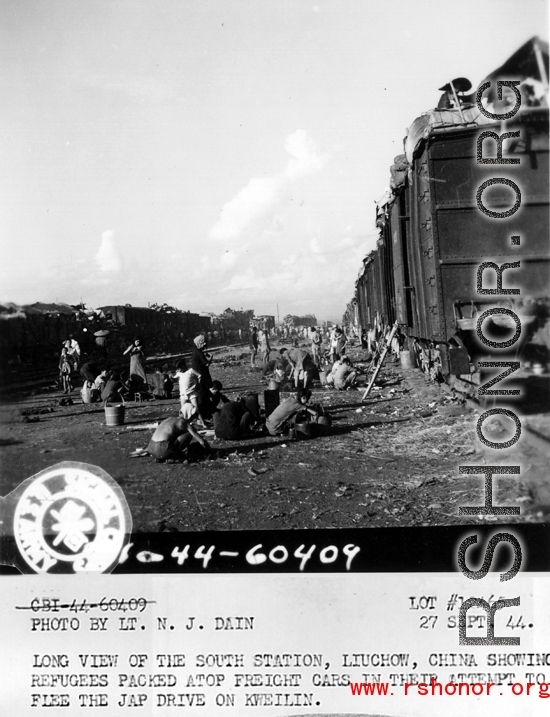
[350,679,550,698]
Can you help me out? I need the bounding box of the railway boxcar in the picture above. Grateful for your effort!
[99,305,211,354]
[355,38,549,395]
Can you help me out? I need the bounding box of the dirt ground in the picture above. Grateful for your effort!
[0,343,547,533]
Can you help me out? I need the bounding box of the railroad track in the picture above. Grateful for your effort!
[0,343,248,396]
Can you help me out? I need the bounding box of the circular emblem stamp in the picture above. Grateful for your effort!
[12,462,132,573]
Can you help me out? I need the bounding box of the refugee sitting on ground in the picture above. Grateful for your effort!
[147,404,210,463]
[209,380,230,416]
[214,397,256,440]
[265,388,319,436]
[59,348,73,394]
[92,368,108,398]
[280,347,315,389]
[332,356,358,390]
[101,371,128,405]
[80,360,99,384]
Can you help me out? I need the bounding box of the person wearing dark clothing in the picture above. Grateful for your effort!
[214,400,254,440]
[191,335,213,386]
[101,371,127,404]
[249,327,258,368]
[192,334,214,424]
[123,338,147,391]
[80,361,99,384]
[209,380,230,413]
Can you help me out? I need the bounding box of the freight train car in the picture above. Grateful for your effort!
[99,305,211,354]
[354,38,549,398]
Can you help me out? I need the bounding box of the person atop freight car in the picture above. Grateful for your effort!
[436,77,472,111]
[147,405,210,463]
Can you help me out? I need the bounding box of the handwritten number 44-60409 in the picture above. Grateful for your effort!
[170,544,361,570]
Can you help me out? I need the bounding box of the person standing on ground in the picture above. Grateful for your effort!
[63,334,80,370]
[310,326,322,366]
[335,326,347,357]
[281,347,315,390]
[191,334,214,426]
[59,348,73,394]
[123,337,147,392]
[249,326,258,368]
[258,328,270,365]
[174,359,200,411]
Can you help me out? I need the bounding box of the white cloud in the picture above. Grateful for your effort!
[219,249,239,270]
[284,129,327,180]
[95,230,122,272]
[209,176,284,242]
[209,130,328,243]
[82,71,175,103]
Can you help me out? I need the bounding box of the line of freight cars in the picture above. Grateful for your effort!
[0,304,222,381]
[353,39,549,403]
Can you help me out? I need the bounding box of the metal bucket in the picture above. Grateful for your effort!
[316,415,332,436]
[105,404,125,426]
[400,350,418,369]
[294,421,314,439]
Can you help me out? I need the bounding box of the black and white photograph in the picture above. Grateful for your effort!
[0,1,548,715]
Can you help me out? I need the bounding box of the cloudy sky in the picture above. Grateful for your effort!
[0,0,547,321]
